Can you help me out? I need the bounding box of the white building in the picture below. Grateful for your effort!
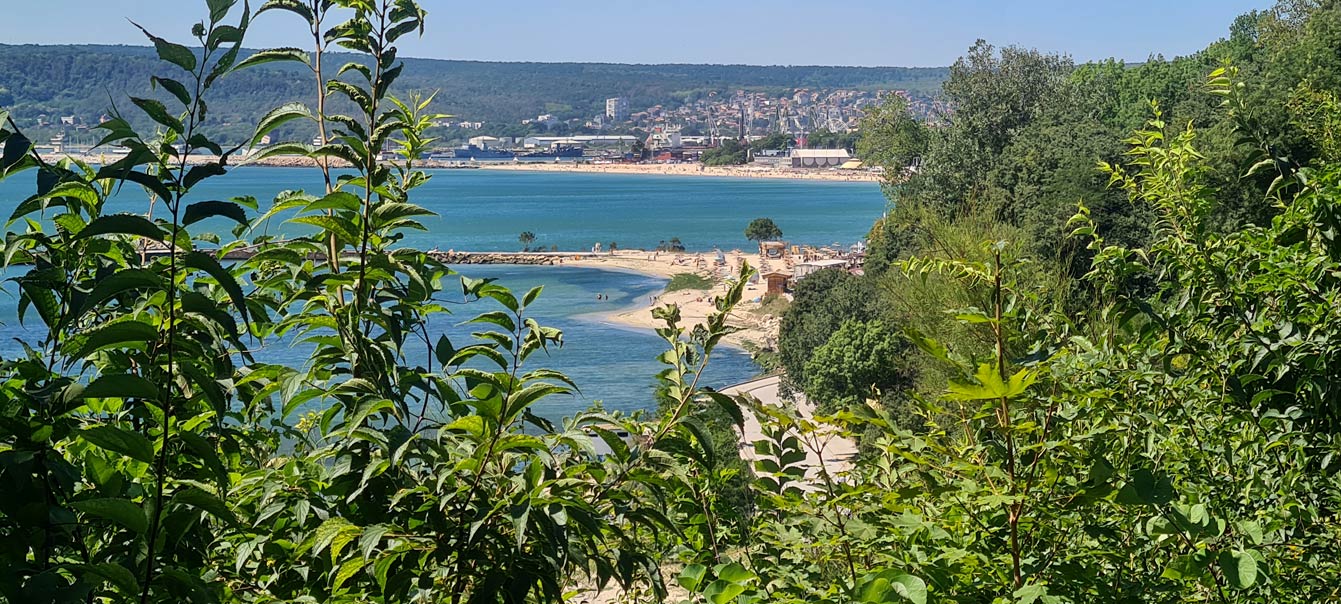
[793,259,850,280]
[468,136,501,148]
[606,97,629,122]
[791,148,851,169]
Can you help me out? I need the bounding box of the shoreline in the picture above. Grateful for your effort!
[553,250,788,352]
[471,161,883,183]
[50,152,883,184]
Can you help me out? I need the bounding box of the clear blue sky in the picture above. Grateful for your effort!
[1,0,1272,67]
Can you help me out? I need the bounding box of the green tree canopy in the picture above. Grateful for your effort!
[744,217,783,242]
[856,94,928,172]
[802,319,909,413]
[778,269,879,392]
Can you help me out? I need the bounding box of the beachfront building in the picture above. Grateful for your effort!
[791,148,851,169]
[762,270,791,296]
[794,259,850,280]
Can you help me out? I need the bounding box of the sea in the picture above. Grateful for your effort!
[0,167,888,418]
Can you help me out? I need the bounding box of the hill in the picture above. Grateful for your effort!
[0,44,948,146]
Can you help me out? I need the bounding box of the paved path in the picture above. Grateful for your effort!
[723,374,858,481]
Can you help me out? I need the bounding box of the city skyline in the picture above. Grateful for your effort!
[1,0,1270,68]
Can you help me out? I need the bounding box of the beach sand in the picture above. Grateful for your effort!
[561,249,787,351]
[475,160,883,183]
[57,152,883,183]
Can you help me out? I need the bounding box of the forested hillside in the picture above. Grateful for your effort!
[0,43,947,143]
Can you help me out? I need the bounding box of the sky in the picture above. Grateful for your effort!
[0,0,1273,67]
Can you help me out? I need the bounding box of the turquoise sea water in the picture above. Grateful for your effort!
[0,168,888,417]
[0,167,887,252]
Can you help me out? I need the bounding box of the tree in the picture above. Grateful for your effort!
[856,94,928,172]
[802,319,909,413]
[701,139,749,166]
[778,269,877,393]
[519,230,536,251]
[744,217,783,243]
[750,132,794,152]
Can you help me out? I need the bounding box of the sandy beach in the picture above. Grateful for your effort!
[474,160,883,183]
[559,249,793,351]
[50,152,883,183]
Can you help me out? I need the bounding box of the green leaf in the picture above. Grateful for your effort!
[132,22,198,72]
[677,564,708,592]
[1218,550,1258,589]
[207,0,236,23]
[3,132,31,170]
[857,571,927,604]
[311,517,358,559]
[73,214,165,242]
[79,426,156,464]
[184,163,228,189]
[83,374,161,401]
[251,102,313,146]
[522,285,544,307]
[173,487,239,527]
[714,562,753,584]
[946,364,1036,401]
[64,320,160,360]
[76,562,142,596]
[1162,551,1213,581]
[74,270,164,325]
[184,251,249,323]
[183,200,248,226]
[1236,520,1264,545]
[332,557,365,591]
[131,97,184,133]
[71,498,149,534]
[234,47,309,71]
[703,579,745,604]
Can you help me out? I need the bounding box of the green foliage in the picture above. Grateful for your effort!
[856,94,928,172]
[743,217,783,242]
[518,229,536,251]
[665,272,715,292]
[804,128,860,150]
[802,319,909,414]
[750,132,794,152]
[0,3,773,603]
[701,139,749,166]
[778,268,878,393]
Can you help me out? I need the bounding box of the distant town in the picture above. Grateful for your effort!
[25,85,940,174]
[421,87,941,165]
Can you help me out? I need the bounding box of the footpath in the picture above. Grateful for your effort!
[722,374,859,480]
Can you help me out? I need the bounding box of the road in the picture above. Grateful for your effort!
[723,374,858,481]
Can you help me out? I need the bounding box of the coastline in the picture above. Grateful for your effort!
[554,250,784,352]
[50,152,883,183]
[471,161,883,183]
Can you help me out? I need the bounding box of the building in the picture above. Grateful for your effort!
[468,135,501,148]
[523,135,639,148]
[791,149,851,169]
[762,270,791,296]
[646,127,682,150]
[793,259,850,280]
[606,97,629,122]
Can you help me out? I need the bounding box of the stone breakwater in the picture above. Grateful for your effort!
[428,251,568,266]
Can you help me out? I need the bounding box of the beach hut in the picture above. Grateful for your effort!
[760,241,786,259]
[762,270,791,296]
